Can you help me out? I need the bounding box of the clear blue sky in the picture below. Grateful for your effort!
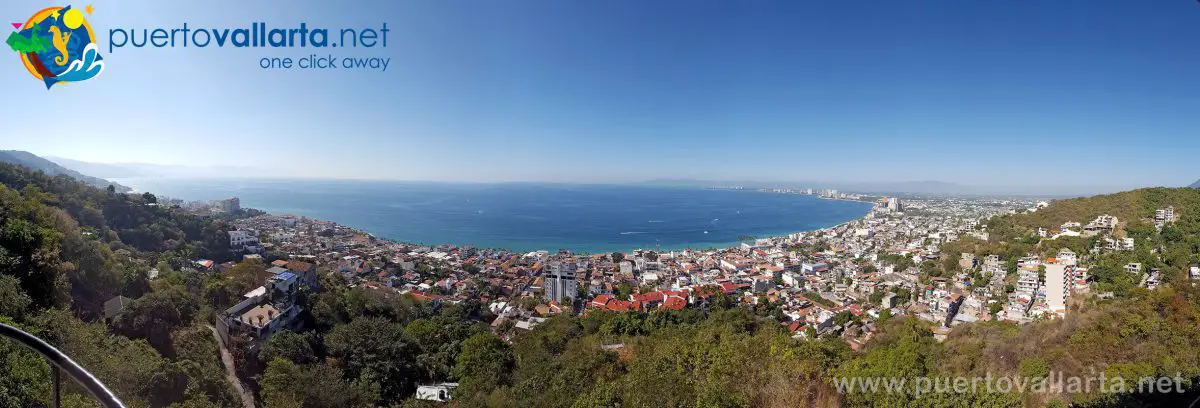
[3,0,1198,190]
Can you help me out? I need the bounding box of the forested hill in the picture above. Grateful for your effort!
[987,187,1200,238]
[0,150,130,192]
[0,162,234,315]
[933,187,1200,299]
[0,161,247,407]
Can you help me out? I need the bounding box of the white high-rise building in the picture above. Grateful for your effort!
[220,197,241,213]
[543,261,578,303]
[1045,263,1068,318]
[886,197,903,212]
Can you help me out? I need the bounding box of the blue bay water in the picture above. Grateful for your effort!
[115,178,872,253]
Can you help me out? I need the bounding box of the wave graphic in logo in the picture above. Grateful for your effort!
[5,5,105,89]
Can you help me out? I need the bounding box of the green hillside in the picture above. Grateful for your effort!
[0,162,239,407]
[0,150,130,192]
[989,187,1200,237]
[931,188,1200,298]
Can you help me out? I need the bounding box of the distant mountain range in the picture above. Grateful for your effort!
[46,156,262,179]
[24,154,1190,196]
[0,151,130,192]
[45,156,150,179]
[639,178,1150,197]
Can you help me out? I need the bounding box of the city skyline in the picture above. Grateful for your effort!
[4,0,1199,189]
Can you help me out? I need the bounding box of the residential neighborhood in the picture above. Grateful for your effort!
[179,192,1182,352]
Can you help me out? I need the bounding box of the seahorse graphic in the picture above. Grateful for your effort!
[47,25,72,66]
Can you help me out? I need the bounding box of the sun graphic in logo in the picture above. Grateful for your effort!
[6,5,104,89]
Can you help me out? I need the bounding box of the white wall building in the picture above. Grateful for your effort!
[1045,264,1067,318]
[219,197,240,213]
[543,260,578,303]
[229,230,259,250]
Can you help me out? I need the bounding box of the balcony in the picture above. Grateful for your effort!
[0,322,126,408]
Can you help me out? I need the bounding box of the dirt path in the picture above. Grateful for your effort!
[206,324,257,408]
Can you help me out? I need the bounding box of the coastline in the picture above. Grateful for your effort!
[246,198,878,255]
[130,178,877,254]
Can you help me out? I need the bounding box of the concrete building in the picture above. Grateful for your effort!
[959,253,977,271]
[219,197,240,213]
[543,260,578,303]
[229,230,261,253]
[1055,248,1077,266]
[1044,264,1067,318]
[1016,269,1040,294]
[1125,263,1142,274]
[215,278,302,351]
[1155,206,1175,230]
[881,293,898,308]
[1083,215,1118,237]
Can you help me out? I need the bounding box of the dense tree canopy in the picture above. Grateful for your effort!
[0,164,238,407]
[326,317,420,405]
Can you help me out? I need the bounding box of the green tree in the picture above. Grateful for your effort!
[0,318,51,407]
[31,308,182,407]
[615,282,633,299]
[111,287,200,357]
[0,274,32,319]
[260,329,320,365]
[454,332,515,400]
[989,301,1004,317]
[261,358,377,408]
[325,317,418,404]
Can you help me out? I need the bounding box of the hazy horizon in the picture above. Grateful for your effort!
[31,154,1163,197]
[5,1,1199,190]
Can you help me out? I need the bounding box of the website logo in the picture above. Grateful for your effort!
[6,5,104,89]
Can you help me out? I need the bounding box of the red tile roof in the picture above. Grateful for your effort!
[287,260,314,272]
[590,294,613,308]
[661,296,687,311]
[787,321,803,333]
[607,300,633,312]
[634,291,666,303]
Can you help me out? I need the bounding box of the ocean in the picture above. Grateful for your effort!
[114,178,873,253]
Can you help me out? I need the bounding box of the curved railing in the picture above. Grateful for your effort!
[0,322,127,408]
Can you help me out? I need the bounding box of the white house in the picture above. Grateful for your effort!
[228,230,260,251]
[1055,249,1077,266]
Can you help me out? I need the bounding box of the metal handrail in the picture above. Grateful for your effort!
[0,322,127,408]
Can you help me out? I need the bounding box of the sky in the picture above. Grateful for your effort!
[2,0,1199,191]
